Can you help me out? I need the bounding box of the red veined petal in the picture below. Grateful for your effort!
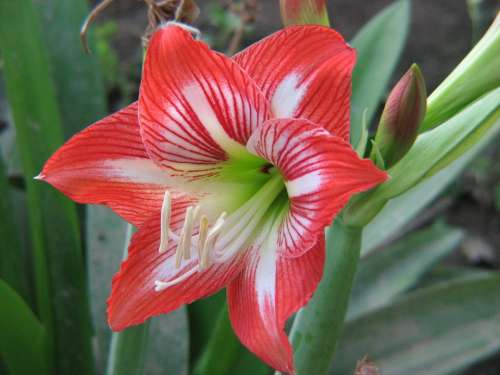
[227,233,325,373]
[39,103,174,227]
[139,25,271,179]
[234,25,355,141]
[108,209,245,330]
[247,118,387,258]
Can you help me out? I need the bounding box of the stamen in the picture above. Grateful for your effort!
[198,212,226,271]
[209,212,227,237]
[182,206,198,260]
[154,267,198,292]
[159,191,171,253]
[199,235,216,270]
[197,215,209,258]
[175,206,194,268]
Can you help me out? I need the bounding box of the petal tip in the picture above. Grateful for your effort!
[34,173,45,181]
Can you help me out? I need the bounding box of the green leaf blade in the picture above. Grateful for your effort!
[350,0,411,146]
[332,273,500,375]
[349,225,464,320]
[0,1,94,373]
[0,279,48,375]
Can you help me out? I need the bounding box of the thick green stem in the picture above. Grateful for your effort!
[283,218,363,375]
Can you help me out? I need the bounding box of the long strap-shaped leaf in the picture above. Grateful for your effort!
[0,157,30,301]
[349,0,411,147]
[106,225,151,375]
[332,272,500,374]
[0,1,94,374]
[0,279,48,375]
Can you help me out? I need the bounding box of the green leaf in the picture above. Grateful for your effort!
[106,322,151,375]
[193,306,270,375]
[188,292,226,365]
[144,312,189,375]
[87,206,129,369]
[355,109,370,157]
[348,225,464,320]
[388,89,500,194]
[0,1,94,374]
[102,224,190,375]
[350,0,411,146]
[362,123,497,255]
[415,266,488,290]
[0,279,48,375]
[467,0,498,43]
[346,88,500,227]
[421,13,500,132]
[332,272,500,375]
[369,140,386,170]
[107,310,188,375]
[0,157,30,301]
[193,307,242,375]
[35,0,107,136]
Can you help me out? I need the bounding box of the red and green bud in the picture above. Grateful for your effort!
[372,64,427,168]
[280,0,330,27]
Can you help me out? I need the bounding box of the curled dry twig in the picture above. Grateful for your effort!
[80,0,114,54]
[226,0,258,56]
[80,0,200,54]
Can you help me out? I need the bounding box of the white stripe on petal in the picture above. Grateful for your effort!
[103,158,171,184]
[285,170,323,197]
[255,229,278,312]
[271,73,308,118]
[183,84,249,157]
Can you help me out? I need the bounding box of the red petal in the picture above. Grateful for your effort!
[40,103,173,227]
[139,25,271,178]
[227,234,325,373]
[108,210,245,330]
[247,118,387,257]
[234,25,355,141]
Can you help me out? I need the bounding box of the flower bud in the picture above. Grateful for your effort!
[279,0,330,27]
[372,64,427,168]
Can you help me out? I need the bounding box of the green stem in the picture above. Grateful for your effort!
[282,218,363,375]
[106,225,151,375]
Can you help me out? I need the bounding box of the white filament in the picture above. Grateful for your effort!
[159,191,172,253]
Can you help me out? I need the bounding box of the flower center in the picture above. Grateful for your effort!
[154,171,286,292]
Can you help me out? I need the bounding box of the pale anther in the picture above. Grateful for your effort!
[199,212,226,270]
[182,205,200,260]
[199,235,216,270]
[175,206,194,268]
[208,212,227,237]
[197,215,209,258]
[158,191,171,253]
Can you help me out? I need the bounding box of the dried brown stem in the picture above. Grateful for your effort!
[226,0,258,56]
[80,0,115,54]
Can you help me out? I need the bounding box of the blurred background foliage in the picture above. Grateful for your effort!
[0,0,499,375]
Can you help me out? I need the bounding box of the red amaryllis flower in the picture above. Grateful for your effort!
[38,24,387,373]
